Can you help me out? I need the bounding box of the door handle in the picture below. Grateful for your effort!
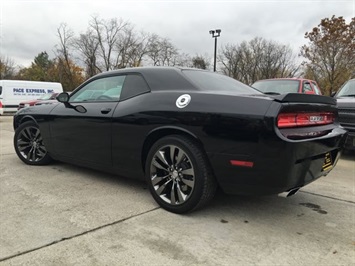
[101,108,112,114]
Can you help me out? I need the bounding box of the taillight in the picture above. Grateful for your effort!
[0,101,2,108]
[278,112,335,128]
[230,160,254,167]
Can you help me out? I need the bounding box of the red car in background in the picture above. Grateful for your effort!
[18,93,59,110]
[252,78,322,95]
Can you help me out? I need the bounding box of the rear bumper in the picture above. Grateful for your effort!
[208,128,347,195]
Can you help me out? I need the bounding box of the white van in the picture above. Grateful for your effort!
[0,80,63,113]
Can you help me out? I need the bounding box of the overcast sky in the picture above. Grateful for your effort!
[1,0,354,68]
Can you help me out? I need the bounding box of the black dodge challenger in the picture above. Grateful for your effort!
[13,67,347,213]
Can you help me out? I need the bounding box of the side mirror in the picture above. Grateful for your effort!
[330,91,336,97]
[57,92,70,103]
[56,92,86,113]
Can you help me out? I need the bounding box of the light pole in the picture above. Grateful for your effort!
[209,29,221,72]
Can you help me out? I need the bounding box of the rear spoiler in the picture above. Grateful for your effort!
[272,93,336,105]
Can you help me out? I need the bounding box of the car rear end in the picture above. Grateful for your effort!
[18,93,59,110]
[34,100,58,106]
[209,93,346,196]
[18,100,37,110]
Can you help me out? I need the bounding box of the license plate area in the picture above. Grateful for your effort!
[322,152,333,171]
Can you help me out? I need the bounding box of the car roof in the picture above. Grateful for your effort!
[84,67,200,92]
[93,66,200,77]
[253,78,317,83]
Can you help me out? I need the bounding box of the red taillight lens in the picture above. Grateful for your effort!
[230,160,254,167]
[278,112,335,128]
[0,101,2,108]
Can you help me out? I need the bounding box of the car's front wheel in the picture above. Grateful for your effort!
[145,135,217,213]
[14,121,52,165]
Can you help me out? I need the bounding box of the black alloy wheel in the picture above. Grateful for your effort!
[14,121,52,165]
[145,135,217,213]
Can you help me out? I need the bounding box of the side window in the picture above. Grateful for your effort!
[303,82,313,93]
[0,86,2,95]
[311,82,321,95]
[69,75,126,103]
[120,74,150,101]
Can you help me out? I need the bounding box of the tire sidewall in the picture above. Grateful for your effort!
[14,121,52,165]
[145,135,207,213]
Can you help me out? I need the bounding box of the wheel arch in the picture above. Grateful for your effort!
[141,126,204,173]
[14,115,38,130]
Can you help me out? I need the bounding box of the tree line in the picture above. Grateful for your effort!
[0,15,353,95]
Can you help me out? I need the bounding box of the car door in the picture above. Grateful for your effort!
[49,75,125,166]
[111,74,151,176]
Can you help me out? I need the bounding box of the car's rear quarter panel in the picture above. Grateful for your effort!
[110,91,274,179]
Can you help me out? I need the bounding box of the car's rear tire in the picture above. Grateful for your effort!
[145,135,217,213]
[14,121,52,165]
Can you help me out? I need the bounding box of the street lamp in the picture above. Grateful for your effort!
[209,29,221,72]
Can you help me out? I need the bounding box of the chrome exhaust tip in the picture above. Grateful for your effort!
[278,188,300,198]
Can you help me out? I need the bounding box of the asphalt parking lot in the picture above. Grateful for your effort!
[0,115,354,265]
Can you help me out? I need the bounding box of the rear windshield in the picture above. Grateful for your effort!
[182,70,260,95]
[252,80,300,94]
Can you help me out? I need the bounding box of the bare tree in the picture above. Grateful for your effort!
[219,37,299,84]
[125,31,152,67]
[257,40,299,80]
[159,38,179,66]
[89,15,129,71]
[56,23,74,68]
[56,23,84,91]
[219,44,239,78]
[174,53,192,67]
[146,35,179,66]
[114,26,152,68]
[146,33,162,66]
[56,23,73,80]
[73,30,100,78]
[114,25,135,68]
